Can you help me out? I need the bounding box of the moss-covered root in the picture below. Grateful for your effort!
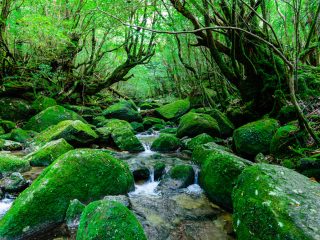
[233,164,320,240]
[0,149,134,239]
[76,200,147,240]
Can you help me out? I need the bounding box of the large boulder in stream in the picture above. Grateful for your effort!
[24,138,74,166]
[77,200,147,240]
[177,112,220,138]
[158,165,195,190]
[0,149,134,239]
[151,133,181,152]
[25,105,87,132]
[0,98,33,121]
[155,99,190,121]
[0,153,31,175]
[233,164,320,240]
[103,101,142,123]
[33,120,98,146]
[199,148,252,210]
[233,118,279,157]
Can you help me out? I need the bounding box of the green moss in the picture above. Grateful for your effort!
[151,133,181,152]
[140,102,160,110]
[233,119,279,156]
[154,162,166,180]
[103,102,142,122]
[25,105,87,132]
[24,138,74,166]
[0,149,134,239]
[155,99,190,120]
[143,117,165,130]
[0,98,32,121]
[233,164,320,240]
[159,128,177,134]
[276,105,298,124]
[10,128,32,143]
[169,165,194,186]
[206,109,235,137]
[33,120,98,146]
[130,122,144,132]
[270,124,302,157]
[199,148,252,210]
[0,120,16,133]
[65,199,85,226]
[185,133,214,151]
[0,153,31,174]
[77,200,147,240]
[177,112,220,138]
[32,96,57,112]
[0,140,22,151]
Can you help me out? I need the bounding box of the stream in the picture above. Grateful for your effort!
[0,131,234,239]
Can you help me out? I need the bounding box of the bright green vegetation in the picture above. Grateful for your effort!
[233,164,320,240]
[0,149,134,239]
[143,117,166,130]
[151,133,181,152]
[0,153,31,174]
[177,112,220,138]
[32,96,57,112]
[205,109,235,137]
[24,138,74,166]
[168,165,195,187]
[155,99,190,120]
[184,133,214,151]
[233,119,279,157]
[25,105,87,132]
[77,200,147,240]
[103,101,142,123]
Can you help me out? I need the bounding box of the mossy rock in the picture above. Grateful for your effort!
[24,139,74,166]
[159,165,195,190]
[130,122,144,133]
[0,98,32,121]
[270,124,302,157]
[25,105,87,132]
[0,126,4,135]
[155,99,190,121]
[33,120,98,146]
[277,105,298,124]
[65,199,86,228]
[0,153,31,175]
[233,164,320,240]
[154,162,166,180]
[177,112,220,138]
[151,134,181,152]
[103,102,142,123]
[0,120,16,133]
[143,117,165,130]
[10,128,32,143]
[184,133,214,151]
[0,139,23,151]
[0,149,134,239]
[32,96,57,112]
[77,200,147,240]
[199,148,252,210]
[140,102,160,110]
[159,128,177,135]
[297,155,320,180]
[233,119,279,157]
[192,142,232,166]
[206,109,235,137]
[105,119,144,152]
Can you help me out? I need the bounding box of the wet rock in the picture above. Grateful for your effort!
[177,112,220,138]
[77,200,147,240]
[65,199,85,233]
[132,164,150,181]
[158,165,195,190]
[103,101,142,122]
[33,120,98,146]
[25,105,87,132]
[24,138,74,166]
[143,117,165,130]
[140,102,160,110]
[233,164,320,240]
[131,121,144,133]
[0,98,32,121]
[151,134,181,152]
[155,99,190,121]
[103,195,130,207]
[233,118,279,157]
[199,148,252,211]
[10,128,32,143]
[183,133,214,151]
[0,149,134,239]
[0,139,23,151]
[0,153,31,175]
[0,172,29,193]
[32,96,57,113]
[154,162,166,181]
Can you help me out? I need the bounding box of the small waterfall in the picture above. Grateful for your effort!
[186,167,203,195]
[0,196,14,219]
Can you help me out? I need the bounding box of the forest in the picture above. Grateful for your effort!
[0,0,319,239]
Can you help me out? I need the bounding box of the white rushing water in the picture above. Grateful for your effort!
[0,198,14,219]
[129,169,160,197]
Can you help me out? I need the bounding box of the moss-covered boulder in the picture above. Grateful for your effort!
[154,162,166,181]
[25,139,74,166]
[0,149,134,239]
[65,199,85,230]
[177,112,220,138]
[32,96,57,113]
[184,133,214,151]
[206,109,235,137]
[151,134,181,152]
[0,98,32,121]
[233,119,279,157]
[199,148,252,210]
[103,102,142,123]
[140,102,160,110]
[77,200,147,240]
[160,127,177,135]
[0,153,31,175]
[233,164,320,240]
[33,120,98,146]
[10,128,32,143]
[143,117,165,130]
[0,120,15,133]
[270,124,302,157]
[0,139,22,151]
[0,172,29,193]
[130,122,144,133]
[25,105,87,132]
[105,119,144,152]
[277,105,298,124]
[155,99,190,121]
[158,165,195,190]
